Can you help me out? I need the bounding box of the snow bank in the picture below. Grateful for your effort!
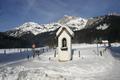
[72,43,105,49]
[111,43,120,47]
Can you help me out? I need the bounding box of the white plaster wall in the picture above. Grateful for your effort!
[58,30,72,61]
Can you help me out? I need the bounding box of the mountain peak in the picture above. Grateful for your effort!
[57,15,88,30]
[15,22,40,30]
[58,15,78,24]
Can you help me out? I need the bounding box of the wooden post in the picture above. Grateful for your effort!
[43,48,44,53]
[27,55,29,60]
[100,51,102,56]
[4,49,6,55]
[97,43,99,54]
[79,51,80,57]
[20,49,22,53]
[38,52,40,57]
[27,48,28,52]
[54,50,56,57]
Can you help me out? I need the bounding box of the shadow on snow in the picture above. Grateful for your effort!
[109,46,120,59]
[0,51,33,64]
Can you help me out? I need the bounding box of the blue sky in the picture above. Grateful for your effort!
[0,0,120,31]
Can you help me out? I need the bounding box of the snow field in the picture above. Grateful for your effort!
[0,44,119,80]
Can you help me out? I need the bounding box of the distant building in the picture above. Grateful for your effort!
[56,26,74,61]
[102,40,108,44]
[102,40,109,46]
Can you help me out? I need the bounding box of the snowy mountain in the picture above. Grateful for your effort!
[2,14,120,48]
[58,15,87,30]
[6,15,87,37]
[96,24,109,30]
[6,22,61,37]
[15,22,44,35]
[74,14,120,43]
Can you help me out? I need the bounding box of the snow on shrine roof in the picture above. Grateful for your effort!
[56,26,74,37]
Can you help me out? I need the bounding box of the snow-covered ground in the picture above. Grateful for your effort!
[0,43,120,80]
